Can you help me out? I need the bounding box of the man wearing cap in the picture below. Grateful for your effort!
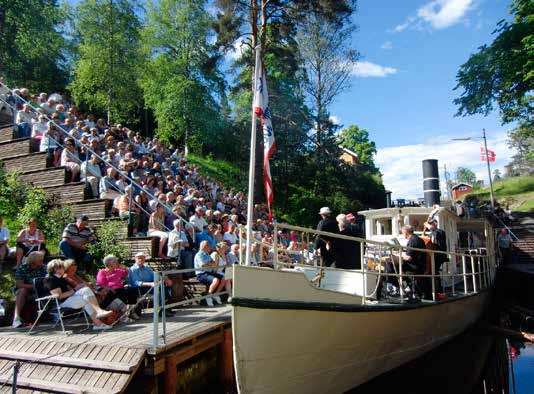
[59,216,95,265]
[314,207,339,267]
[128,252,174,317]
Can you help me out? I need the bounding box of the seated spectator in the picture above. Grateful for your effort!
[190,206,208,233]
[0,216,9,269]
[210,242,231,301]
[99,167,122,200]
[40,99,56,115]
[115,186,139,236]
[194,241,225,306]
[148,204,169,258]
[32,114,48,140]
[286,241,303,264]
[40,124,60,165]
[59,215,94,265]
[167,219,189,260]
[12,251,47,328]
[60,138,80,182]
[15,218,46,267]
[128,252,174,317]
[43,259,113,330]
[198,224,217,249]
[81,155,103,199]
[226,244,240,265]
[223,224,238,245]
[16,104,35,137]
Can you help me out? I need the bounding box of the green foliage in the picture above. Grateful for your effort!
[87,220,128,265]
[188,154,247,191]
[505,121,534,176]
[69,0,143,123]
[456,167,477,185]
[454,0,534,124]
[0,168,31,220]
[338,125,378,170]
[0,0,70,91]
[465,175,534,212]
[141,0,226,153]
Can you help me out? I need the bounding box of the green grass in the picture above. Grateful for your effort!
[188,154,247,191]
[467,175,534,213]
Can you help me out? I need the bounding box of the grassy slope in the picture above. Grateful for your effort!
[467,176,534,212]
[187,154,247,191]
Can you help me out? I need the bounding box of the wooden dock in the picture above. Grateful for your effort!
[0,305,232,393]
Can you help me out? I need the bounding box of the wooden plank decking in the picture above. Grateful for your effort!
[0,305,231,393]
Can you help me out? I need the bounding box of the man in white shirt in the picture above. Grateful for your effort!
[223,224,238,245]
[167,219,189,258]
[81,156,103,198]
[190,206,208,233]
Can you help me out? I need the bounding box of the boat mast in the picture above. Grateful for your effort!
[245,46,262,266]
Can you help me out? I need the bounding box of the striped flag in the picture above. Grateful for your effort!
[480,147,496,162]
[253,57,276,220]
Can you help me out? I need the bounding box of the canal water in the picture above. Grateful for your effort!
[348,326,533,394]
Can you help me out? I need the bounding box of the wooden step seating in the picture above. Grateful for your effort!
[71,199,112,221]
[0,137,38,160]
[2,151,49,173]
[43,182,86,205]
[123,236,158,259]
[0,124,13,143]
[19,166,67,188]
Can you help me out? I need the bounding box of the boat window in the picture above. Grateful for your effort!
[376,218,392,235]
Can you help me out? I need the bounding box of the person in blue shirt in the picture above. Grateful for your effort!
[197,224,217,249]
[128,252,174,317]
[194,241,225,307]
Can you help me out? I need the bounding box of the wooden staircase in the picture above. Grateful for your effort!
[0,120,161,261]
[511,223,534,264]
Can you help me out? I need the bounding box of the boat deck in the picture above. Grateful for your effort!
[0,305,231,393]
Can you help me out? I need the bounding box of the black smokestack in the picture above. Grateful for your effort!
[385,191,392,208]
[422,159,440,207]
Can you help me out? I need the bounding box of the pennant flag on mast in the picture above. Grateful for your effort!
[480,147,496,162]
[253,52,276,220]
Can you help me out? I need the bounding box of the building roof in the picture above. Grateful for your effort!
[341,147,359,158]
[451,183,472,189]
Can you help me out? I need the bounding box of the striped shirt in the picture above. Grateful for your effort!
[62,223,94,244]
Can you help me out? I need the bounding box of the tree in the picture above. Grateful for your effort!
[455,167,477,185]
[0,0,69,91]
[69,0,143,123]
[140,0,225,153]
[506,120,534,176]
[453,0,533,124]
[338,125,378,170]
[493,169,502,182]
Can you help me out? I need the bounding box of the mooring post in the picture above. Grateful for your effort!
[164,354,177,394]
[219,328,234,387]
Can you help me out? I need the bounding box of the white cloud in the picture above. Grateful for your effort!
[392,0,474,32]
[226,38,246,61]
[350,61,397,78]
[381,41,393,50]
[329,115,341,125]
[376,130,515,200]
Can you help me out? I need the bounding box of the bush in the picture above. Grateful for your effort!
[87,220,128,267]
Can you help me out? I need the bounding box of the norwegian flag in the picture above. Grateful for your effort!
[253,57,276,220]
[480,147,496,162]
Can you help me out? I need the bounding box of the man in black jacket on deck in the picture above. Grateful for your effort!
[314,207,339,267]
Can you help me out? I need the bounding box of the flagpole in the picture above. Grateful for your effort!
[245,46,261,266]
[482,128,495,209]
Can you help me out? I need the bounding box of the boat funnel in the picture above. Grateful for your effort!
[422,159,440,207]
[385,191,392,208]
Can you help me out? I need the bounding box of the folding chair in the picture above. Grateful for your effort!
[28,277,90,334]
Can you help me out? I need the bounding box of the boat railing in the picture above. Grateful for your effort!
[237,222,496,306]
[150,265,230,351]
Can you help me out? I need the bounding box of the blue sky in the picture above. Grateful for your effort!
[328,0,517,199]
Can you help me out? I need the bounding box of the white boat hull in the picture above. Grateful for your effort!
[232,265,490,394]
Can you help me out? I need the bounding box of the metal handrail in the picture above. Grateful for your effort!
[0,86,191,234]
[489,211,519,241]
[151,264,231,349]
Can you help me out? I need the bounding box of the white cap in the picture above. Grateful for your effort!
[319,207,332,215]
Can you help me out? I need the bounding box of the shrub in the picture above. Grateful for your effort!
[87,220,128,267]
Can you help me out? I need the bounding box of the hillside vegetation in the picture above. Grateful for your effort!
[467,176,534,212]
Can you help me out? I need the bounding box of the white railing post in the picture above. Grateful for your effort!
[361,241,366,305]
[160,275,167,346]
[398,247,404,303]
[450,253,456,296]
[152,271,160,349]
[462,255,468,294]
[238,225,243,265]
[273,223,279,269]
[430,252,436,301]
[470,255,477,293]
